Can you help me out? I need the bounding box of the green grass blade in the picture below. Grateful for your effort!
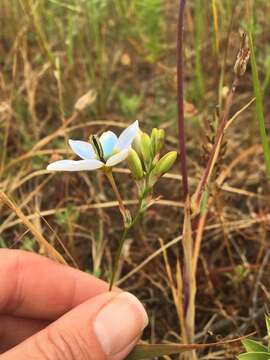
[242,339,268,353]
[194,0,205,100]
[248,30,270,179]
[238,353,270,360]
[126,344,192,360]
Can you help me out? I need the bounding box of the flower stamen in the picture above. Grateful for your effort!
[89,134,106,163]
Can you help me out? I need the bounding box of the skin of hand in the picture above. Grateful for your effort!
[0,249,148,360]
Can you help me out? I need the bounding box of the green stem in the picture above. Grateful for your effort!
[248,30,270,179]
[109,225,130,291]
[108,191,147,291]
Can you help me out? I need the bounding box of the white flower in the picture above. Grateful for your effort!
[47,120,139,172]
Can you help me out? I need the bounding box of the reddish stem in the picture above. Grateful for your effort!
[177,0,189,199]
[195,75,240,206]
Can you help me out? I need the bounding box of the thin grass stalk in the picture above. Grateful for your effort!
[211,0,220,89]
[262,60,270,93]
[194,0,204,99]
[20,0,55,67]
[218,5,234,109]
[211,0,219,56]
[0,117,10,176]
[127,334,255,360]
[177,3,197,357]
[0,191,66,264]
[177,0,188,199]
[248,31,270,179]
[159,238,186,338]
[176,258,186,339]
[182,196,197,360]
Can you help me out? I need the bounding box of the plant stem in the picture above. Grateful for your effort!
[248,30,270,178]
[177,3,196,357]
[108,194,145,291]
[177,0,189,199]
[105,170,129,225]
[194,75,240,208]
[109,225,130,291]
[105,169,130,291]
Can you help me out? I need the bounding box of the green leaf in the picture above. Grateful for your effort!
[0,236,7,248]
[265,316,270,351]
[238,352,270,360]
[248,30,270,179]
[126,344,193,360]
[242,339,268,353]
[265,316,270,338]
[200,189,209,214]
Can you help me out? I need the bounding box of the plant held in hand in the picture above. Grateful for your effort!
[47,120,177,291]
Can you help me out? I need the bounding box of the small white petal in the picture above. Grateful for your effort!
[47,159,104,171]
[116,120,139,151]
[68,139,95,159]
[99,131,118,157]
[106,149,129,167]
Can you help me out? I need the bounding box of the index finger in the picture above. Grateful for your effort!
[0,249,118,320]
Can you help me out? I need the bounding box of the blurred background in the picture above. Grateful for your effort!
[1,1,270,358]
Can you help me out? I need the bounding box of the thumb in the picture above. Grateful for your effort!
[2,292,148,360]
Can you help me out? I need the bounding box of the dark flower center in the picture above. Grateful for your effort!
[89,135,106,163]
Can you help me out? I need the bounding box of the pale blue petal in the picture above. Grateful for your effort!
[99,131,118,157]
[68,139,95,160]
[116,120,139,151]
[106,149,129,167]
[47,159,103,171]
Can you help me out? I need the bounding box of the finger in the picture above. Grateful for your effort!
[2,292,148,360]
[0,249,119,320]
[0,315,49,353]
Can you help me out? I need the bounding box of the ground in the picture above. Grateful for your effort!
[0,1,270,359]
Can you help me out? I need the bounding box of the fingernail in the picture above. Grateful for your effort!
[93,292,148,356]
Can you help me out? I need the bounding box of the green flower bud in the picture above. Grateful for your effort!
[140,132,152,165]
[127,149,144,180]
[152,151,177,176]
[151,128,165,155]
[132,130,143,156]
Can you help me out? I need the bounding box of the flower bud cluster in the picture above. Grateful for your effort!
[127,127,177,186]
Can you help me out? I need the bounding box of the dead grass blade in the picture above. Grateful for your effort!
[159,238,186,338]
[182,196,197,359]
[126,333,254,360]
[0,191,66,264]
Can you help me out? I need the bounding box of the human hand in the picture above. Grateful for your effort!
[0,249,148,360]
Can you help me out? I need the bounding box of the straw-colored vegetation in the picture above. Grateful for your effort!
[1,0,270,359]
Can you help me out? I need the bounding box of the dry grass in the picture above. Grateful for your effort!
[1,0,270,359]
